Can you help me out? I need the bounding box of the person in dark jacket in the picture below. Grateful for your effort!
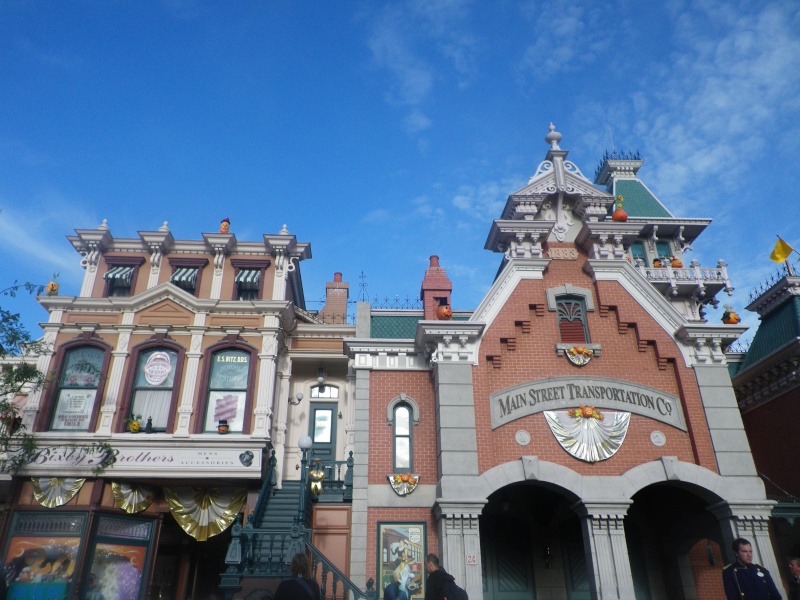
[424,554,455,600]
[722,538,782,600]
[788,557,800,600]
[274,552,321,600]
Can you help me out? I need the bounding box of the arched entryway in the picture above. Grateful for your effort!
[625,482,727,600]
[480,481,584,600]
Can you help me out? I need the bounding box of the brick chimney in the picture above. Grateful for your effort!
[420,255,453,320]
[320,272,349,324]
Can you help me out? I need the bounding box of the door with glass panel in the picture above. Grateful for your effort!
[309,402,337,463]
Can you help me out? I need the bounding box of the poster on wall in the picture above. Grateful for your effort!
[4,536,81,599]
[85,543,147,600]
[377,522,426,599]
[51,389,97,430]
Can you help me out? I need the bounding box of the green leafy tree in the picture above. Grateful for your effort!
[1,282,114,474]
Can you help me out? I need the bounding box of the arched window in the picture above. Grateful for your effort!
[128,347,180,431]
[393,403,413,471]
[204,349,252,433]
[49,345,107,431]
[310,385,339,399]
[557,296,589,344]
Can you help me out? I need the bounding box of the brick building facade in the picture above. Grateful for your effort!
[0,125,784,599]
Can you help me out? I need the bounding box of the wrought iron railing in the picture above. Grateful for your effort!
[311,451,354,500]
[251,450,278,527]
[220,448,366,598]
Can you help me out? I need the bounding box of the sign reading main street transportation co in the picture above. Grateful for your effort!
[490,376,686,431]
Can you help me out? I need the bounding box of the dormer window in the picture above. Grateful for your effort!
[235,269,260,301]
[170,267,199,293]
[167,258,208,297]
[102,257,144,298]
[230,259,270,301]
[630,242,646,264]
[104,266,134,297]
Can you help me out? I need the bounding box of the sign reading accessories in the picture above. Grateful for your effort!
[490,376,686,431]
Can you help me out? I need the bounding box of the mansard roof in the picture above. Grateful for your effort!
[613,179,673,218]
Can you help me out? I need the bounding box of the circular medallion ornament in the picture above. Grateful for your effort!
[515,430,531,446]
[144,351,172,385]
[650,430,667,447]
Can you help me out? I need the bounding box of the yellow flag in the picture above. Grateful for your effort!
[770,237,794,263]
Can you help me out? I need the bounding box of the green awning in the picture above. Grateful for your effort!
[235,269,260,288]
[103,266,134,284]
[171,268,198,287]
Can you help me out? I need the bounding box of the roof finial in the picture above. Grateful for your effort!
[545,122,562,150]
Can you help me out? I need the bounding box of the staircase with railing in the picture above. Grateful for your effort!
[219,448,375,599]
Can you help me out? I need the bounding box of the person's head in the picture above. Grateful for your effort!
[425,553,440,574]
[290,552,310,578]
[789,557,800,577]
[732,538,753,565]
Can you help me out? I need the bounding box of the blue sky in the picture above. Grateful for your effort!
[1,0,799,345]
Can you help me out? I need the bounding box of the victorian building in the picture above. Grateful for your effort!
[729,265,800,574]
[0,125,785,600]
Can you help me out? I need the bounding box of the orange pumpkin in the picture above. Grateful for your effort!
[436,304,453,320]
[612,208,628,222]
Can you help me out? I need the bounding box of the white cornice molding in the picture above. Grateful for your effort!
[471,258,550,330]
[746,276,800,317]
[344,338,427,371]
[38,284,295,326]
[415,321,485,365]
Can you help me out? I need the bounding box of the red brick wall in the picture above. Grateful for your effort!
[689,538,725,598]
[472,254,719,476]
[367,371,439,485]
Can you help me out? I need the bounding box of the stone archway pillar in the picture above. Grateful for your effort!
[573,500,635,600]
[709,501,786,597]
[434,501,486,600]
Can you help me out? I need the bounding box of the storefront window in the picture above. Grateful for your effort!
[204,349,250,433]
[130,348,179,431]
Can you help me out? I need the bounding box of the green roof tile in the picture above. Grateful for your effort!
[739,297,800,370]
[371,315,420,339]
[614,179,673,218]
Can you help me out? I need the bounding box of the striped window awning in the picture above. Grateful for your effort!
[235,269,260,289]
[103,266,134,285]
[171,268,199,288]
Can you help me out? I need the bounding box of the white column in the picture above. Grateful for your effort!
[252,324,279,437]
[271,354,292,488]
[174,320,206,436]
[21,327,58,429]
[435,503,485,600]
[574,501,635,600]
[96,323,133,435]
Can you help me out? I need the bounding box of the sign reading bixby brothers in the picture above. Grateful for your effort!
[490,376,685,431]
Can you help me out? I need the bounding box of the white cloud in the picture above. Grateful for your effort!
[451,178,518,222]
[516,0,610,80]
[365,0,478,133]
